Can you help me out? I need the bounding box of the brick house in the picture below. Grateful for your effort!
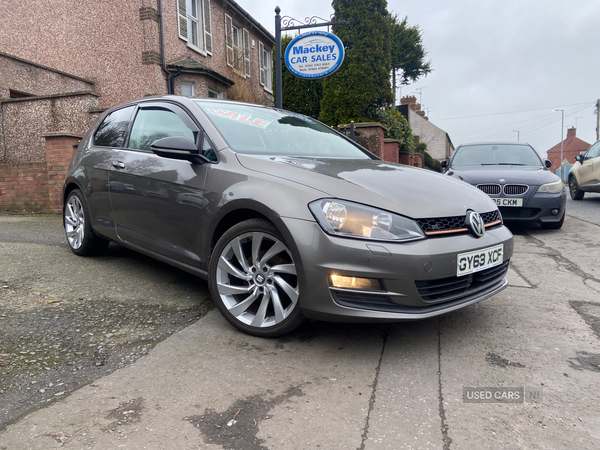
[546,127,591,173]
[0,0,274,213]
[397,96,454,161]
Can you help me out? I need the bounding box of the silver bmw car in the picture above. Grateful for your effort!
[63,96,514,337]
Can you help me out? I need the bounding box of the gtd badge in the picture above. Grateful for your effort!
[466,210,485,238]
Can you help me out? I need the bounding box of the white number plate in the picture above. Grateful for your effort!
[493,198,523,207]
[457,244,504,277]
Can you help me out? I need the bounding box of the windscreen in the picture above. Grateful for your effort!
[196,101,372,159]
[451,144,543,167]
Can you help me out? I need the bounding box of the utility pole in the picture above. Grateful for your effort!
[596,99,599,140]
[552,109,565,181]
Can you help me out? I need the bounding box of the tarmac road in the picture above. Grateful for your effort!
[1,212,600,450]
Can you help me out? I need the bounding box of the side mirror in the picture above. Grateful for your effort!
[441,160,448,169]
[150,136,210,164]
[545,159,552,168]
[575,155,582,163]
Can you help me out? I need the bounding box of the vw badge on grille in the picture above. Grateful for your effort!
[466,210,485,238]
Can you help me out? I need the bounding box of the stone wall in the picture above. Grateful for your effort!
[0,93,99,164]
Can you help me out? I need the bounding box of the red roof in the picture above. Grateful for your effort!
[546,127,590,165]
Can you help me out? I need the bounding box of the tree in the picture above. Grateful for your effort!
[390,15,432,105]
[275,35,323,118]
[319,0,393,126]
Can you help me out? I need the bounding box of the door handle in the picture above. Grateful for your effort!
[112,161,125,169]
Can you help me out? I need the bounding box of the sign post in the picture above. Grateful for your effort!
[274,7,346,109]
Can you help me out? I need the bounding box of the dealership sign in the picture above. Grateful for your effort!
[284,31,345,79]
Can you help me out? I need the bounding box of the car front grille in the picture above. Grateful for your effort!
[417,210,502,236]
[477,184,501,195]
[415,260,510,304]
[503,184,529,195]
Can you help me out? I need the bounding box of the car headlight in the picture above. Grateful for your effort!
[537,180,564,194]
[309,199,425,242]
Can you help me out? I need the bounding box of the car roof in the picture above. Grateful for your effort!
[456,142,533,148]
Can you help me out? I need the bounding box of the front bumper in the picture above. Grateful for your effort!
[494,191,566,224]
[281,218,514,322]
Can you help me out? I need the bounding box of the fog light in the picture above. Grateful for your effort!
[551,209,559,215]
[330,274,382,290]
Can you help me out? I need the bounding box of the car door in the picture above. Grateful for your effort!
[108,102,214,267]
[578,141,600,191]
[85,105,136,240]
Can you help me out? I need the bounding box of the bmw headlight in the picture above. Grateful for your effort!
[537,180,564,194]
[309,199,425,242]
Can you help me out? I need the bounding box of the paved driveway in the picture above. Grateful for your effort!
[1,213,600,449]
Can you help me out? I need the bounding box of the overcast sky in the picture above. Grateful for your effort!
[240,0,600,158]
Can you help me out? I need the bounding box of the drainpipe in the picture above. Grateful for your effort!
[157,0,172,94]
[169,66,183,94]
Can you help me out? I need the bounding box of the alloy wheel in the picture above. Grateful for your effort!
[215,231,299,329]
[65,195,85,250]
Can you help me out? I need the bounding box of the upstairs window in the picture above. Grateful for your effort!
[177,0,212,54]
[225,15,249,76]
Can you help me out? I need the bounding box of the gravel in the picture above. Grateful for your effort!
[0,213,214,430]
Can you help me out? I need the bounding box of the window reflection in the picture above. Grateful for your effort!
[93,106,135,148]
[129,108,197,152]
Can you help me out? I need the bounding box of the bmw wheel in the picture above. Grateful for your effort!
[64,189,109,256]
[209,219,304,337]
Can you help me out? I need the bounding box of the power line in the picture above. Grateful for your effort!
[435,101,595,121]
[452,104,592,139]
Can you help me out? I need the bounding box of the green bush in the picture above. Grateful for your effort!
[370,108,414,154]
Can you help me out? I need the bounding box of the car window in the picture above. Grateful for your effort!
[451,144,542,167]
[201,135,217,161]
[196,101,372,159]
[93,106,135,148]
[585,142,600,159]
[128,107,198,152]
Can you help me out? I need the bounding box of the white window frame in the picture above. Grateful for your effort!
[207,88,223,99]
[181,82,195,97]
[259,41,272,92]
[177,0,212,55]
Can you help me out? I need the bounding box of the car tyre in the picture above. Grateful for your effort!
[64,189,109,256]
[209,219,305,337]
[541,213,565,230]
[569,176,584,200]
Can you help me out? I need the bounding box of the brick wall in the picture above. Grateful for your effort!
[383,139,399,163]
[45,134,80,214]
[0,134,79,213]
[0,163,48,212]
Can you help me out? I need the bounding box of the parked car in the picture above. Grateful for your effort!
[63,96,513,337]
[568,139,600,200]
[443,142,566,229]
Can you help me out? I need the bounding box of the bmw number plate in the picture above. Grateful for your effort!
[457,244,504,277]
[493,198,523,207]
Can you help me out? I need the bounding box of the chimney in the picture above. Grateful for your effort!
[567,127,576,139]
[400,96,421,112]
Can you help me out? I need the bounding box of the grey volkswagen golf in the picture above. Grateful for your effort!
[63,96,514,337]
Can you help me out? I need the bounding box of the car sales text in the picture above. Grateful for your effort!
[290,45,338,64]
